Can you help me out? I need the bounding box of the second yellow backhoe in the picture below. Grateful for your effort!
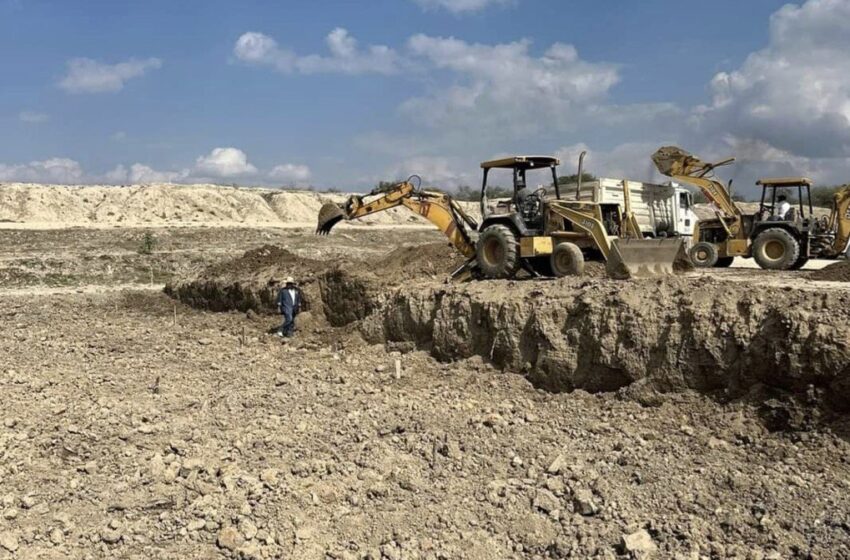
[316,156,689,280]
[653,146,850,270]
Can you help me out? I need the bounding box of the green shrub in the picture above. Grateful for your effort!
[138,232,157,255]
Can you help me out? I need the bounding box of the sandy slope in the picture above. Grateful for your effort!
[0,183,475,229]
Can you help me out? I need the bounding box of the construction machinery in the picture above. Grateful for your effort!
[316,177,481,278]
[653,146,850,269]
[316,156,688,280]
[474,155,687,279]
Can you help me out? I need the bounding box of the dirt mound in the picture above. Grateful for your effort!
[165,242,467,319]
[202,245,327,282]
[810,260,850,282]
[164,245,330,313]
[370,242,467,282]
[582,261,607,278]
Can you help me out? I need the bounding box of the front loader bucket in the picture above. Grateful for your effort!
[606,238,692,279]
[316,202,346,235]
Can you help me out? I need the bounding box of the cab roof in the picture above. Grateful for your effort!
[756,177,813,187]
[480,156,560,170]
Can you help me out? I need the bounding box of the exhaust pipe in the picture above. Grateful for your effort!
[576,150,587,199]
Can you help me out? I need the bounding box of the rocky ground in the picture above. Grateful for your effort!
[1,227,849,559]
[0,227,442,290]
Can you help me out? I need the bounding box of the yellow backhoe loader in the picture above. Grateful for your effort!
[653,146,850,270]
[316,176,480,278]
[474,156,687,279]
[317,156,689,280]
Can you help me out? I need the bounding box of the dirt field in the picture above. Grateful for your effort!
[2,224,850,560]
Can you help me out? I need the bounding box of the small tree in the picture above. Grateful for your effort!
[811,185,845,207]
[452,185,513,201]
[138,231,157,255]
[557,173,597,186]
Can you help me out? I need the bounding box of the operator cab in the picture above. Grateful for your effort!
[756,177,813,226]
[480,156,561,233]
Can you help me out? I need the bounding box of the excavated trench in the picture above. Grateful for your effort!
[318,271,850,412]
[166,244,850,414]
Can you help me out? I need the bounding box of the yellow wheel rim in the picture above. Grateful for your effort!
[482,238,503,266]
[765,240,785,260]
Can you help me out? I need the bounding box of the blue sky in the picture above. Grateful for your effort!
[2,0,849,195]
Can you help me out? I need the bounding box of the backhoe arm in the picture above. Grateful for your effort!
[652,146,742,220]
[400,195,477,258]
[621,180,643,239]
[546,200,612,259]
[316,181,477,259]
[828,186,850,256]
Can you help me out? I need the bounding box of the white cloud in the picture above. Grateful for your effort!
[379,0,850,194]
[234,29,399,75]
[59,57,162,94]
[402,35,619,134]
[105,163,190,184]
[0,148,319,187]
[414,0,513,13]
[0,158,83,183]
[194,147,258,178]
[268,163,311,184]
[19,111,49,123]
[555,142,672,183]
[234,32,295,72]
[110,131,127,141]
[694,0,850,160]
[386,156,476,188]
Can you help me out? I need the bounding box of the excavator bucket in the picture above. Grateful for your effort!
[316,202,346,235]
[606,238,692,279]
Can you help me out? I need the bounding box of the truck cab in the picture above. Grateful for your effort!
[671,183,697,241]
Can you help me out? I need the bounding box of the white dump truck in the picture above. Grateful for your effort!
[561,177,697,243]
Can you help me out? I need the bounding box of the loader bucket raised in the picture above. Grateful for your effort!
[606,238,692,279]
[316,202,346,235]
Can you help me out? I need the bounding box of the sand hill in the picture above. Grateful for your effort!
[0,182,476,229]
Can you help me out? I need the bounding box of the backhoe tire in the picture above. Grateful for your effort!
[476,224,520,279]
[550,242,585,277]
[790,255,809,270]
[690,242,719,268]
[715,256,734,268]
[753,228,800,270]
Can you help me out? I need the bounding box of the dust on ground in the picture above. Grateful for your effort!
[1,226,850,559]
[1,290,849,560]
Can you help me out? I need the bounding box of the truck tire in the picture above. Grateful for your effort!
[753,228,800,270]
[715,256,734,268]
[550,242,585,277]
[476,224,520,278]
[690,242,719,268]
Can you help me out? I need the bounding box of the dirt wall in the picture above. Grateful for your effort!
[344,277,850,408]
[167,242,850,411]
